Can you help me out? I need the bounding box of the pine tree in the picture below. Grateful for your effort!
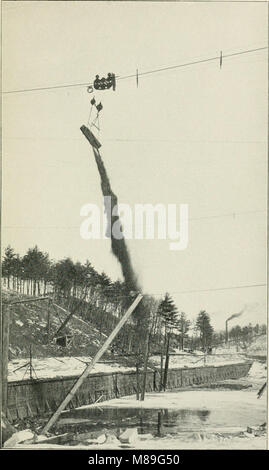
[2,245,16,289]
[195,310,214,351]
[22,246,50,296]
[158,293,178,329]
[157,293,178,390]
[176,312,191,350]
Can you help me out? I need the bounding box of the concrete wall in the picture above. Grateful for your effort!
[7,362,252,423]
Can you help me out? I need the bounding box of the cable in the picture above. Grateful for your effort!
[104,282,267,300]
[2,208,266,229]
[189,209,266,221]
[2,46,267,95]
[4,136,266,144]
[117,47,268,81]
[162,283,266,296]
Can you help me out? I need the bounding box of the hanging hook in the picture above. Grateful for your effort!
[87,85,94,93]
[96,102,103,113]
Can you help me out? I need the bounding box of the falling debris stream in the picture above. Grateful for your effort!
[92,146,139,292]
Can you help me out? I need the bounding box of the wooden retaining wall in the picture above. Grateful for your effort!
[7,362,252,423]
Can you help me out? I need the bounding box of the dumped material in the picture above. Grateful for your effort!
[119,428,139,445]
[246,422,266,437]
[4,429,34,448]
[1,412,16,445]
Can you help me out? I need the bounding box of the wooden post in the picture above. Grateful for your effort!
[47,299,51,343]
[159,350,164,391]
[135,361,140,400]
[2,304,10,416]
[153,370,157,391]
[157,411,163,436]
[29,345,33,380]
[139,408,143,430]
[140,330,150,401]
[163,333,170,391]
[42,294,143,434]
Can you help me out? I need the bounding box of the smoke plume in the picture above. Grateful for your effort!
[227,308,244,322]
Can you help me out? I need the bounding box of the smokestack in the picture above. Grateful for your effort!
[225,308,244,345]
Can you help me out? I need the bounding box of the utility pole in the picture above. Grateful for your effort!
[1,304,10,416]
[140,329,151,401]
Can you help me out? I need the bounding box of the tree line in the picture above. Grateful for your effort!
[2,245,265,356]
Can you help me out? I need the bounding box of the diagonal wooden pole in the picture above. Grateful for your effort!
[42,294,143,434]
[52,294,87,339]
[6,296,51,305]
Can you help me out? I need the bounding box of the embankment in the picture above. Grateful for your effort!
[7,361,252,423]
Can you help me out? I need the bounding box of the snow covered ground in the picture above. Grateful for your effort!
[16,435,267,450]
[8,352,251,382]
[150,352,247,369]
[77,388,266,418]
[214,335,267,358]
[8,356,133,381]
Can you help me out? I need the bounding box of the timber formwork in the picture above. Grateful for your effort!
[6,362,252,422]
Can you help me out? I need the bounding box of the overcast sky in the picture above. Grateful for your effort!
[2,1,267,329]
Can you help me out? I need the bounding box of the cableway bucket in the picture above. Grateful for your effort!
[80,125,102,149]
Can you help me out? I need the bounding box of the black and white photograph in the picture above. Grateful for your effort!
[1,0,268,453]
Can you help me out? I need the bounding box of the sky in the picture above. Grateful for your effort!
[2,1,268,330]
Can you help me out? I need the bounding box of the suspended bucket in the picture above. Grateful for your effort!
[80,125,102,149]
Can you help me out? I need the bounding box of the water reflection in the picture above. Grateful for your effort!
[197,409,210,422]
[58,406,212,437]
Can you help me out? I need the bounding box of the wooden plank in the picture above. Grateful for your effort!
[8,296,51,305]
[42,294,143,434]
[47,298,52,342]
[34,433,72,445]
[52,297,86,338]
[26,402,33,417]
[45,400,51,413]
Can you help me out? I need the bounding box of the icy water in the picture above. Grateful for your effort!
[57,390,266,437]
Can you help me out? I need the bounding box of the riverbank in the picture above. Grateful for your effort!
[5,361,267,450]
